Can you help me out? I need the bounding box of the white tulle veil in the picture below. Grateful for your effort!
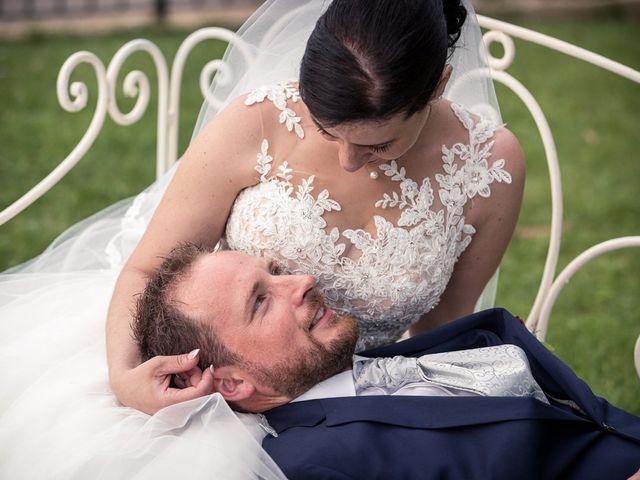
[0,0,500,478]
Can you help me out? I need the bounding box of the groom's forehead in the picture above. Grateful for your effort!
[181,251,268,302]
[210,250,269,276]
[170,252,238,317]
[204,251,283,278]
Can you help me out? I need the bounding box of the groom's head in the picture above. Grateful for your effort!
[133,244,358,412]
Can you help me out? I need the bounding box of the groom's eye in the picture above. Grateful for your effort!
[253,294,266,313]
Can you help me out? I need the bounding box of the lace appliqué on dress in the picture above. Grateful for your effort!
[249,143,345,263]
[227,86,512,350]
[244,81,304,139]
[438,104,512,200]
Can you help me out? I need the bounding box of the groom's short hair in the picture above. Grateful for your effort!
[133,243,240,370]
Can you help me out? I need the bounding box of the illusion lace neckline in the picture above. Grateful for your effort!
[225,82,512,350]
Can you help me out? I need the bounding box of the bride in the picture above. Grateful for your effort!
[0,0,524,478]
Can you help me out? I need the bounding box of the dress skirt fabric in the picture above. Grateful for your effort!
[0,178,285,479]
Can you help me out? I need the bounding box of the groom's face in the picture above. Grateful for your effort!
[174,250,358,397]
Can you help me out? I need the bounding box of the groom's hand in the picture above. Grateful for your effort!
[115,349,215,415]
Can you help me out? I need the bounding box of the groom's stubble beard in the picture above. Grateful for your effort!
[242,291,359,399]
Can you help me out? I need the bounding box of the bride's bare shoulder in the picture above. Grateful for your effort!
[492,125,526,182]
[184,83,305,182]
[180,94,268,185]
[194,93,264,146]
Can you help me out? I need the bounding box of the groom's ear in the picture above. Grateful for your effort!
[212,365,255,402]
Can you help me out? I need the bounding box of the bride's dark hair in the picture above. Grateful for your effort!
[299,0,467,127]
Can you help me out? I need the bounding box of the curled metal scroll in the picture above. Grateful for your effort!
[536,237,640,380]
[482,29,516,72]
[106,39,169,180]
[0,51,109,226]
[166,27,254,171]
[478,15,640,83]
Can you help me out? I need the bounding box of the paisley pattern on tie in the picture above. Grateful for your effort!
[353,344,549,403]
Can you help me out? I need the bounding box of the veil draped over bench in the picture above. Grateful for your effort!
[0,0,499,478]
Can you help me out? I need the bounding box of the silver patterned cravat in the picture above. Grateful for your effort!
[353,344,549,403]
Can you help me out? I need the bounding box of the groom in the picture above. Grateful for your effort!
[133,244,640,479]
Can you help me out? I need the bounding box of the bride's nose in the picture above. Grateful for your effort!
[337,142,362,173]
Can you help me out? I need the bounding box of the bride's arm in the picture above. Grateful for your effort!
[410,127,526,334]
[106,97,263,414]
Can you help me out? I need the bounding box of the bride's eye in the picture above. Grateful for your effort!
[316,126,334,139]
[370,143,390,153]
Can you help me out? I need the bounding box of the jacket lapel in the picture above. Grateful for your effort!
[266,399,326,434]
[265,395,588,435]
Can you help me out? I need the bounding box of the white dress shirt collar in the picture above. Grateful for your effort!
[291,369,355,403]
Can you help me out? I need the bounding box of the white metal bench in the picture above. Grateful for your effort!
[1,16,638,379]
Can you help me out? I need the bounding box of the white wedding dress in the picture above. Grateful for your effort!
[226,82,511,351]
[0,0,504,478]
[0,207,286,478]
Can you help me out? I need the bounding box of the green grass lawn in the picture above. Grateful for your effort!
[0,17,639,413]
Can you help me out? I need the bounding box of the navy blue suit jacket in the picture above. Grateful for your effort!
[263,308,640,479]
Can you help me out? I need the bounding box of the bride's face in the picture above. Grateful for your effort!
[314,105,431,173]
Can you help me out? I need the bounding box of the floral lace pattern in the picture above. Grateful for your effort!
[225,84,512,350]
[245,81,304,139]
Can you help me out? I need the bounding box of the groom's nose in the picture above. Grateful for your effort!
[277,274,316,307]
